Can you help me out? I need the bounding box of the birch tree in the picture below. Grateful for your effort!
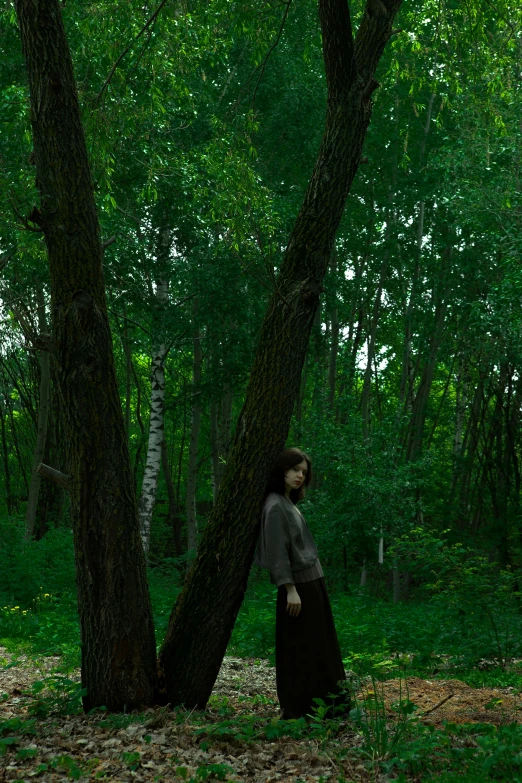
[138,279,169,555]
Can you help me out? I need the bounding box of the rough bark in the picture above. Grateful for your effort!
[25,283,51,539]
[157,0,403,709]
[15,0,156,710]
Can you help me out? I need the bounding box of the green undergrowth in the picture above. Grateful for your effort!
[3,540,522,692]
[388,722,522,782]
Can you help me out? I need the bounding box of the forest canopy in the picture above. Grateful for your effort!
[1,0,521,569]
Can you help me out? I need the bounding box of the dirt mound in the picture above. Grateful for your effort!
[379,676,521,727]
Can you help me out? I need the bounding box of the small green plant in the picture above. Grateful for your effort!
[0,736,19,755]
[121,750,141,770]
[98,712,145,730]
[49,754,86,780]
[0,716,36,754]
[347,657,419,768]
[17,747,38,759]
[193,763,235,781]
[0,717,37,736]
[26,675,86,716]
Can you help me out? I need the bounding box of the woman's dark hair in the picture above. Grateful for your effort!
[265,447,312,504]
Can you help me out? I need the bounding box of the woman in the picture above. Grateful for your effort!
[255,447,347,719]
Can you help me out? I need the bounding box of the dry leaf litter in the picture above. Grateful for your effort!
[1,647,520,782]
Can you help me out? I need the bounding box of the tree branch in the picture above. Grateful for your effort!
[108,309,152,337]
[101,235,116,250]
[94,0,172,105]
[37,462,71,491]
[252,0,293,106]
[355,0,404,79]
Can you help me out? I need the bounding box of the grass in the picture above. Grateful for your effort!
[4,563,522,687]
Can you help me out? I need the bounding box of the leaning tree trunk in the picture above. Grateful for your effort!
[25,282,51,539]
[14,0,156,711]
[157,0,403,709]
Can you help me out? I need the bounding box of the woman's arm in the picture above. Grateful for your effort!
[284,583,301,616]
[259,505,294,587]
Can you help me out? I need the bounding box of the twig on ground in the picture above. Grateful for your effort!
[422,692,455,716]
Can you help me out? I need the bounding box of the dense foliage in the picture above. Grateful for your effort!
[2,0,522,579]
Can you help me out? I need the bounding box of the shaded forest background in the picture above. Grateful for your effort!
[1,0,522,612]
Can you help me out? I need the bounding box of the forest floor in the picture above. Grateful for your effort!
[1,647,521,783]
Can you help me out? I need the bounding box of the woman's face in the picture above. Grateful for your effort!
[284,459,308,495]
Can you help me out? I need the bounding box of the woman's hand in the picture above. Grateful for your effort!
[284,584,301,617]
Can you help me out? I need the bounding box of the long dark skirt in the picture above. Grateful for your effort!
[276,577,347,719]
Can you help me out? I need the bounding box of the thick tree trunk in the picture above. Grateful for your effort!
[15,0,156,710]
[25,283,51,539]
[157,0,403,709]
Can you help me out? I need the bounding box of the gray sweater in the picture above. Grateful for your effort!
[254,492,319,587]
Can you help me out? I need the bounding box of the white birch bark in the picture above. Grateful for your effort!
[138,279,169,556]
[25,283,51,539]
